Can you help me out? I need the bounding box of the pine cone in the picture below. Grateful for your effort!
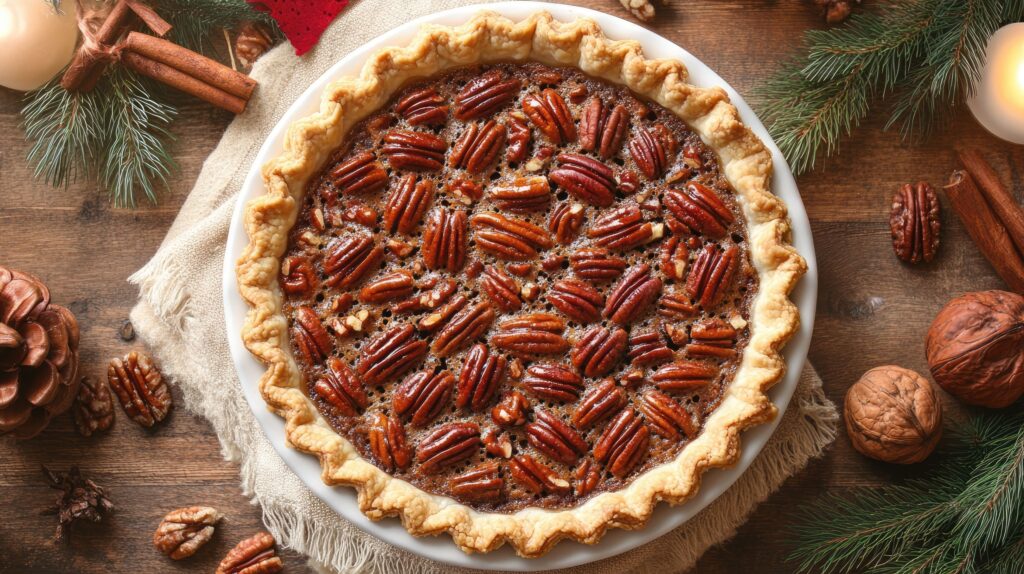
[235,21,273,68]
[42,466,114,541]
[0,266,80,439]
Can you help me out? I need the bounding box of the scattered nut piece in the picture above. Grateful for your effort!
[153,506,222,560]
[73,376,114,437]
[107,351,172,428]
[216,531,282,574]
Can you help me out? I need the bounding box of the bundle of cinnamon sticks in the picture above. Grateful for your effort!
[945,149,1024,294]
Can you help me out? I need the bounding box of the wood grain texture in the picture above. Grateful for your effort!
[1,1,1022,572]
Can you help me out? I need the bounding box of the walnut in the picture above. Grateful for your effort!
[844,366,943,464]
[925,290,1024,408]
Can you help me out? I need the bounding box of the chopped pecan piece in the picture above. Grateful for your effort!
[359,270,415,303]
[356,324,428,386]
[291,306,332,365]
[639,389,697,439]
[687,319,738,358]
[367,412,412,472]
[628,330,673,367]
[328,150,387,197]
[572,326,628,378]
[313,358,368,417]
[393,369,455,426]
[489,176,551,212]
[686,244,739,308]
[417,294,468,333]
[153,505,222,560]
[382,130,447,171]
[526,410,588,464]
[629,125,673,180]
[470,212,554,260]
[652,361,717,393]
[454,70,522,120]
[491,313,569,358]
[482,426,512,458]
[618,169,641,194]
[579,97,629,159]
[548,202,585,244]
[549,153,616,207]
[574,459,601,497]
[523,363,584,403]
[422,208,467,272]
[395,87,448,126]
[547,279,603,323]
[660,236,689,281]
[664,182,735,239]
[457,344,507,411]
[431,301,495,357]
[658,291,697,319]
[573,378,627,429]
[480,266,522,313]
[450,461,504,503]
[509,454,570,495]
[450,120,506,175]
[604,264,663,325]
[215,531,282,574]
[587,205,663,250]
[416,422,481,474]
[594,408,649,478]
[324,234,384,289]
[393,278,455,315]
[384,174,434,234]
[492,390,531,427]
[341,200,378,228]
[569,248,627,282]
[281,255,316,296]
[506,115,531,163]
[522,88,576,144]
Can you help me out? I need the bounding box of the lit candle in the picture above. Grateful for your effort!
[969,23,1024,144]
[0,0,78,92]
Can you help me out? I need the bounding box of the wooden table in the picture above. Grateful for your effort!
[2,1,1019,572]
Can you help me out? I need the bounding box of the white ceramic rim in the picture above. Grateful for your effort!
[222,2,818,570]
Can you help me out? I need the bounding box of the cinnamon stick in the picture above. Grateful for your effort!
[957,148,1024,257]
[121,52,247,114]
[125,1,172,37]
[61,0,133,92]
[123,32,256,100]
[944,170,1024,294]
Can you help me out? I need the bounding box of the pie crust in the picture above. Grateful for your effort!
[237,11,806,557]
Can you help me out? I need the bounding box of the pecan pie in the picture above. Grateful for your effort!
[237,12,805,557]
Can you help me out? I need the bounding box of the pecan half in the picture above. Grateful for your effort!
[506,115,531,163]
[489,176,551,213]
[549,153,616,207]
[660,236,690,281]
[523,363,584,403]
[526,410,588,464]
[482,426,513,458]
[480,266,521,313]
[890,181,941,264]
[324,234,385,289]
[491,313,569,358]
[604,264,663,325]
[579,97,629,159]
[107,351,171,428]
[454,70,522,120]
[384,174,435,235]
[313,358,368,417]
[215,532,282,574]
[450,461,504,503]
[359,270,415,303]
[422,208,467,273]
[522,88,576,144]
[393,278,455,315]
[492,390,531,427]
[382,129,447,171]
[687,319,738,358]
[628,330,673,367]
[395,87,448,126]
[639,389,697,439]
[686,244,739,308]
[73,376,114,437]
[509,454,570,495]
[281,255,316,297]
[652,361,717,393]
[457,344,507,411]
[594,408,649,478]
[431,301,495,356]
[629,125,672,180]
[658,291,697,320]
[328,151,388,197]
[573,378,627,429]
[417,422,481,474]
[587,205,663,250]
[357,324,428,386]
[450,120,507,175]
[417,294,467,333]
[569,248,627,282]
[154,506,222,560]
[367,412,412,472]
[393,369,455,426]
[547,279,603,323]
[574,459,601,497]
[470,212,554,260]
[664,182,735,239]
[548,202,585,244]
[572,326,628,378]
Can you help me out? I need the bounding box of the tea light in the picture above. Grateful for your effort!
[968,23,1024,144]
[0,0,78,91]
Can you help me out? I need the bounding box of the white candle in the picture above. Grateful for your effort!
[969,23,1024,144]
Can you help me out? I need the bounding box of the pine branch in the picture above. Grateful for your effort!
[160,0,279,55]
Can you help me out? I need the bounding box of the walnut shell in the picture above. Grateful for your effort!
[925,290,1024,408]
[844,366,942,464]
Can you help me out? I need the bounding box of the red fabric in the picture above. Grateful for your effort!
[247,0,350,56]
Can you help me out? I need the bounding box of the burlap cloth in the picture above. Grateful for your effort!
[128,1,838,571]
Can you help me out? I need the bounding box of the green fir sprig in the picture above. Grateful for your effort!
[756,0,1024,176]
[789,408,1024,574]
